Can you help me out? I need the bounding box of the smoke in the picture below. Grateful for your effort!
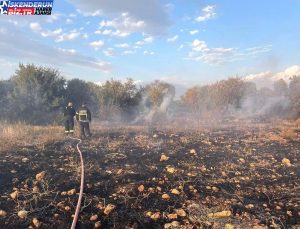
[132,87,175,124]
[236,95,291,118]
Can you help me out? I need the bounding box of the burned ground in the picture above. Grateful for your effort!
[0,122,299,228]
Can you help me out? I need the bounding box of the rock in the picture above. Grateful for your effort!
[246,204,254,209]
[164,221,180,229]
[22,157,29,163]
[150,212,160,220]
[67,189,76,195]
[160,154,169,162]
[10,191,18,200]
[164,223,172,229]
[225,224,234,229]
[64,206,71,211]
[116,169,123,175]
[138,185,145,192]
[200,166,207,172]
[175,209,186,217]
[35,171,46,181]
[104,204,116,215]
[90,214,98,221]
[96,203,105,210]
[208,210,231,218]
[95,221,101,228]
[189,185,195,190]
[212,186,219,192]
[32,218,41,228]
[166,167,176,174]
[0,210,7,217]
[57,202,64,209]
[17,210,28,219]
[167,213,177,219]
[190,149,196,155]
[87,183,93,188]
[239,158,245,164]
[148,187,154,192]
[32,186,40,193]
[171,189,180,195]
[162,193,170,200]
[282,158,292,166]
[145,211,153,217]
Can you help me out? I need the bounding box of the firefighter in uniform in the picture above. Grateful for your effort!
[76,103,92,138]
[64,102,76,135]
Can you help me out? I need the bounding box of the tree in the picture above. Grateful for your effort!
[181,85,210,114]
[65,79,97,109]
[97,79,142,121]
[0,80,13,119]
[144,80,175,108]
[8,64,66,124]
[288,76,300,117]
[273,79,288,96]
[214,77,246,110]
[182,77,253,115]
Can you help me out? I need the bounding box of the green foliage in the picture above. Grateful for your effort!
[65,79,99,113]
[8,64,66,124]
[144,80,175,107]
[96,78,142,121]
[0,80,13,118]
[1,63,300,124]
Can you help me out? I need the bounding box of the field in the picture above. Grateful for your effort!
[0,120,299,229]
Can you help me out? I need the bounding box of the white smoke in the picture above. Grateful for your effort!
[133,87,175,124]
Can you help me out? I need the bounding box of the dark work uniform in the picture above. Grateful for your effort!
[64,106,76,134]
[76,106,91,138]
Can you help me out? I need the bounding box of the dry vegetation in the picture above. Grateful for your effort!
[0,123,64,151]
[0,120,299,228]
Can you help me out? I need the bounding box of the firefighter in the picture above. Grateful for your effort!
[64,102,76,135]
[76,103,92,138]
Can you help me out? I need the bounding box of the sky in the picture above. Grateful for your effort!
[0,0,300,92]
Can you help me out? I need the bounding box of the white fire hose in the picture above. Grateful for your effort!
[68,137,85,229]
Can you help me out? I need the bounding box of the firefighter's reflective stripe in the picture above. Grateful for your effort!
[78,110,88,121]
[65,130,69,133]
[69,130,74,133]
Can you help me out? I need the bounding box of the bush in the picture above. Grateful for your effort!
[7,64,66,124]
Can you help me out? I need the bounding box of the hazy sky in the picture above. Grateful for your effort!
[0,0,300,89]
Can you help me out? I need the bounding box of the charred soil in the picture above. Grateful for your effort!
[0,122,300,228]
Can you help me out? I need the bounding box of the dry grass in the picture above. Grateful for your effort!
[280,127,298,141]
[264,133,287,144]
[294,118,300,127]
[0,123,65,152]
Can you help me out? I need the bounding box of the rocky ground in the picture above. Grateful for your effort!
[0,121,299,228]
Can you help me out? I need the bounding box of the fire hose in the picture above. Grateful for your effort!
[68,137,84,229]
